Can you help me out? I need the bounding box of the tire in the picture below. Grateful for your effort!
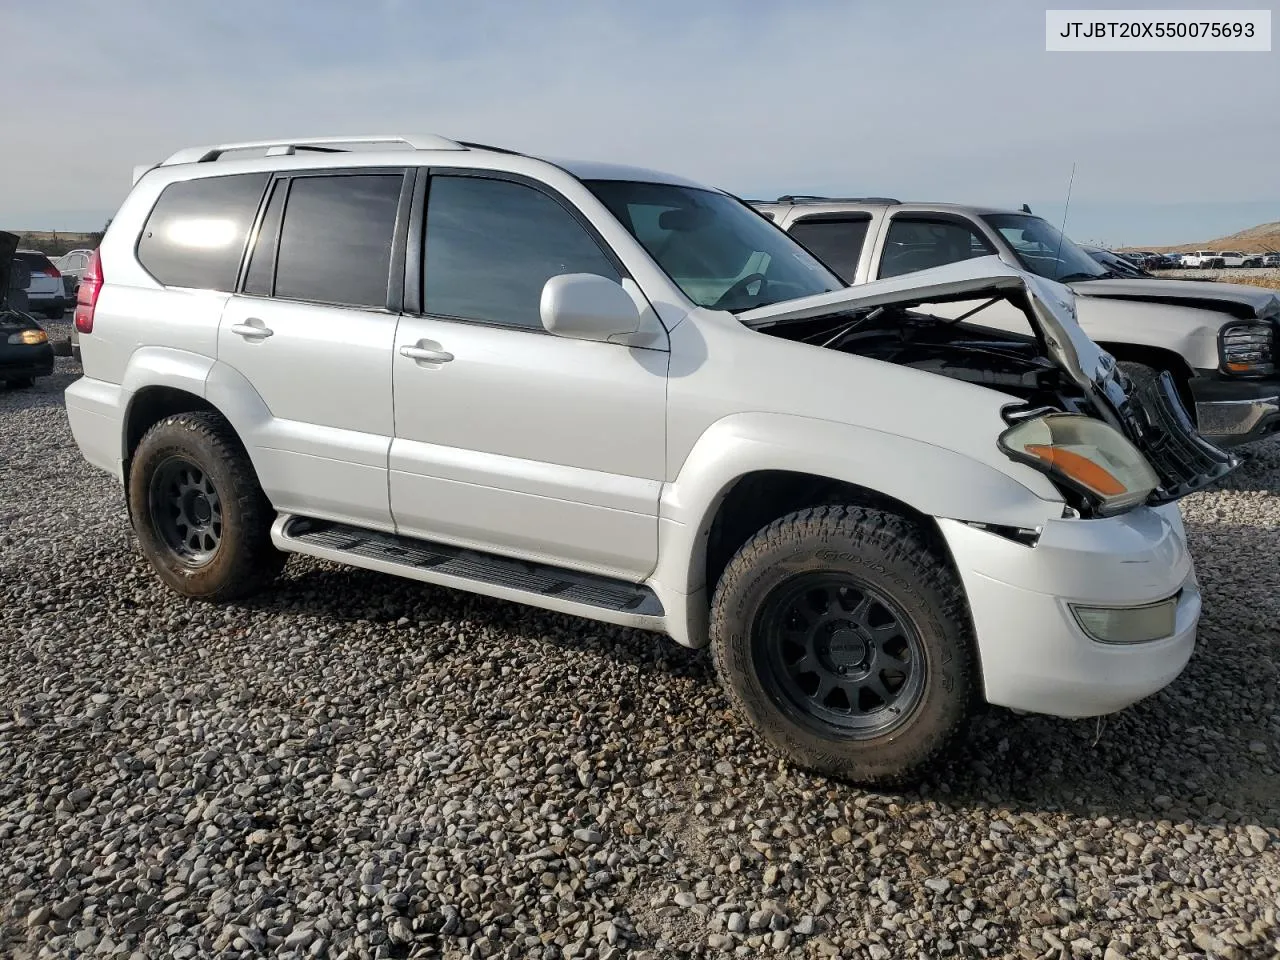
[128,411,284,601]
[710,505,974,787]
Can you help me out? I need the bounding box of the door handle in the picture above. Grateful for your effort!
[399,344,454,363]
[231,320,274,339]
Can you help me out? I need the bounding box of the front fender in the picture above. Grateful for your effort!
[653,411,1063,600]
[1075,299,1223,370]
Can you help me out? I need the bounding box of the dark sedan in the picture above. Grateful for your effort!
[2,231,55,387]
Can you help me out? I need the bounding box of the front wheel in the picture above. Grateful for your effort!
[710,505,974,787]
[128,411,284,601]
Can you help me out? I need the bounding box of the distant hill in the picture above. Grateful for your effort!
[1144,220,1280,254]
[5,230,101,257]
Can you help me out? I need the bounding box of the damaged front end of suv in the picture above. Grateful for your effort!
[740,256,1240,518]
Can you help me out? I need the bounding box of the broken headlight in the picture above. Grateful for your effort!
[1220,321,1274,377]
[999,414,1158,516]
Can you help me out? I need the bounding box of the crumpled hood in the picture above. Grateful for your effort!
[739,255,1115,402]
[1072,276,1280,321]
[0,231,18,309]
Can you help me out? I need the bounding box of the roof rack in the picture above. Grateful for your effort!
[775,194,900,204]
[158,134,467,168]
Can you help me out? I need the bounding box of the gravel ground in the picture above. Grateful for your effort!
[2,320,1278,960]
[1149,267,1280,287]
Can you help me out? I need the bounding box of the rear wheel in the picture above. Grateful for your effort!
[710,505,974,786]
[128,411,284,601]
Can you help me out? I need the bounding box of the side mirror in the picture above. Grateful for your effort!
[540,273,641,341]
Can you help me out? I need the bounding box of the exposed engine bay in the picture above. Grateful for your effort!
[765,302,1095,411]
[762,298,1240,508]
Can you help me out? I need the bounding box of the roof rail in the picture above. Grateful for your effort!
[775,194,900,204]
[158,134,467,167]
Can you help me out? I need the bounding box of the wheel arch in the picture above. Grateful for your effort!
[651,412,1061,648]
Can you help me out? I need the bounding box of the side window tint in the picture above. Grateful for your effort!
[424,176,620,329]
[788,217,870,283]
[878,217,994,279]
[273,174,402,308]
[137,173,269,290]
[243,179,286,297]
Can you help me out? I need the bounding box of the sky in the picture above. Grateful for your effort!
[4,0,1277,245]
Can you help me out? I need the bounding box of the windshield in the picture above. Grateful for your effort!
[585,180,843,311]
[982,213,1108,282]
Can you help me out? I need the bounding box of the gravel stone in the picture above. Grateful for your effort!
[1,348,1279,959]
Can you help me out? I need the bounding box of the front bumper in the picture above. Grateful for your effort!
[1190,372,1280,446]
[938,504,1197,718]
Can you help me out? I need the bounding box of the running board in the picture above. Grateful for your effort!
[272,516,666,630]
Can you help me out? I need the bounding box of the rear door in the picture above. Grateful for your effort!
[218,169,411,531]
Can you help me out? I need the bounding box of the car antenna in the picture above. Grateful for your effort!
[1020,203,1032,214]
[1054,161,1077,278]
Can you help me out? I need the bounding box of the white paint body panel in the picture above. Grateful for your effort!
[65,140,1204,723]
[389,314,669,580]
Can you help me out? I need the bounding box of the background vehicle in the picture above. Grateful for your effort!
[65,134,1232,786]
[1182,250,1225,269]
[1219,251,1249,268]
[1,232,55,387]
[54,248,95,298]
[14,249,68,318]
[1263,252,1280,268]
[756,197,1280,446]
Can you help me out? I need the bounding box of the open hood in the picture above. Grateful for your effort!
[1072,276,1280,321]
[739,256,1115,403]
[0,231,18,310]
[739,255,1239,503]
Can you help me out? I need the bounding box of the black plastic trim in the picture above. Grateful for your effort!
[282,517,665,616]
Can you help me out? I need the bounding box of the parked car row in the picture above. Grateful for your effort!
[63,134,1261,785]
[1173,249,1273,269]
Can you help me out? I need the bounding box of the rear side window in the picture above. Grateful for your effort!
[272,174,403,308]
[15,252,55,273]
[137,173,269,290]
[878,217,994,279]
[788,216,870,283]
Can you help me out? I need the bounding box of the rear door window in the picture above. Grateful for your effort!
[137,173,269,290]
[787,216,871,283]
[270,174,403,308]
[878,216,994,279]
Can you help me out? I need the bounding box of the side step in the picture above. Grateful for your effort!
[273,516,666,629]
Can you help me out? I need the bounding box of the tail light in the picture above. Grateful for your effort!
[44,261,61,278]
[74,250,102,334]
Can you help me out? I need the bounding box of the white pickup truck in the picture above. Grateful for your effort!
[756,199,1280,447]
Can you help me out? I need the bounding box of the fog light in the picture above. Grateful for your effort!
[1070,595,1178,644]
[8,330,48,345]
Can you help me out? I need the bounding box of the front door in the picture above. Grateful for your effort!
[389,172,669,581]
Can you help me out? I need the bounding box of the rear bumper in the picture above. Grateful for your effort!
[939,504,1197,718]
[65,376,125,480]
[0,346,55,380]
[1190,373,1280,446]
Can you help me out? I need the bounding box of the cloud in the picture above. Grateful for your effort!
[4,0,1277,241]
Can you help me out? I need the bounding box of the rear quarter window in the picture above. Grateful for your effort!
[137,173,270,290]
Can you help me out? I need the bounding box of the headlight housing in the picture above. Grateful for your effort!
[999,414,1159,516]
[7,329,48,345]
[1220,321,1274,377]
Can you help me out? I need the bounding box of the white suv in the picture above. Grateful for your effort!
[66,135,1236,784]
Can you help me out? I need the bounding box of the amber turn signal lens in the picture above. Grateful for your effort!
[1024,444,1127,496]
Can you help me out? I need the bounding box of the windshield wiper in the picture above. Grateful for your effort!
[1055,271,1107,283]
